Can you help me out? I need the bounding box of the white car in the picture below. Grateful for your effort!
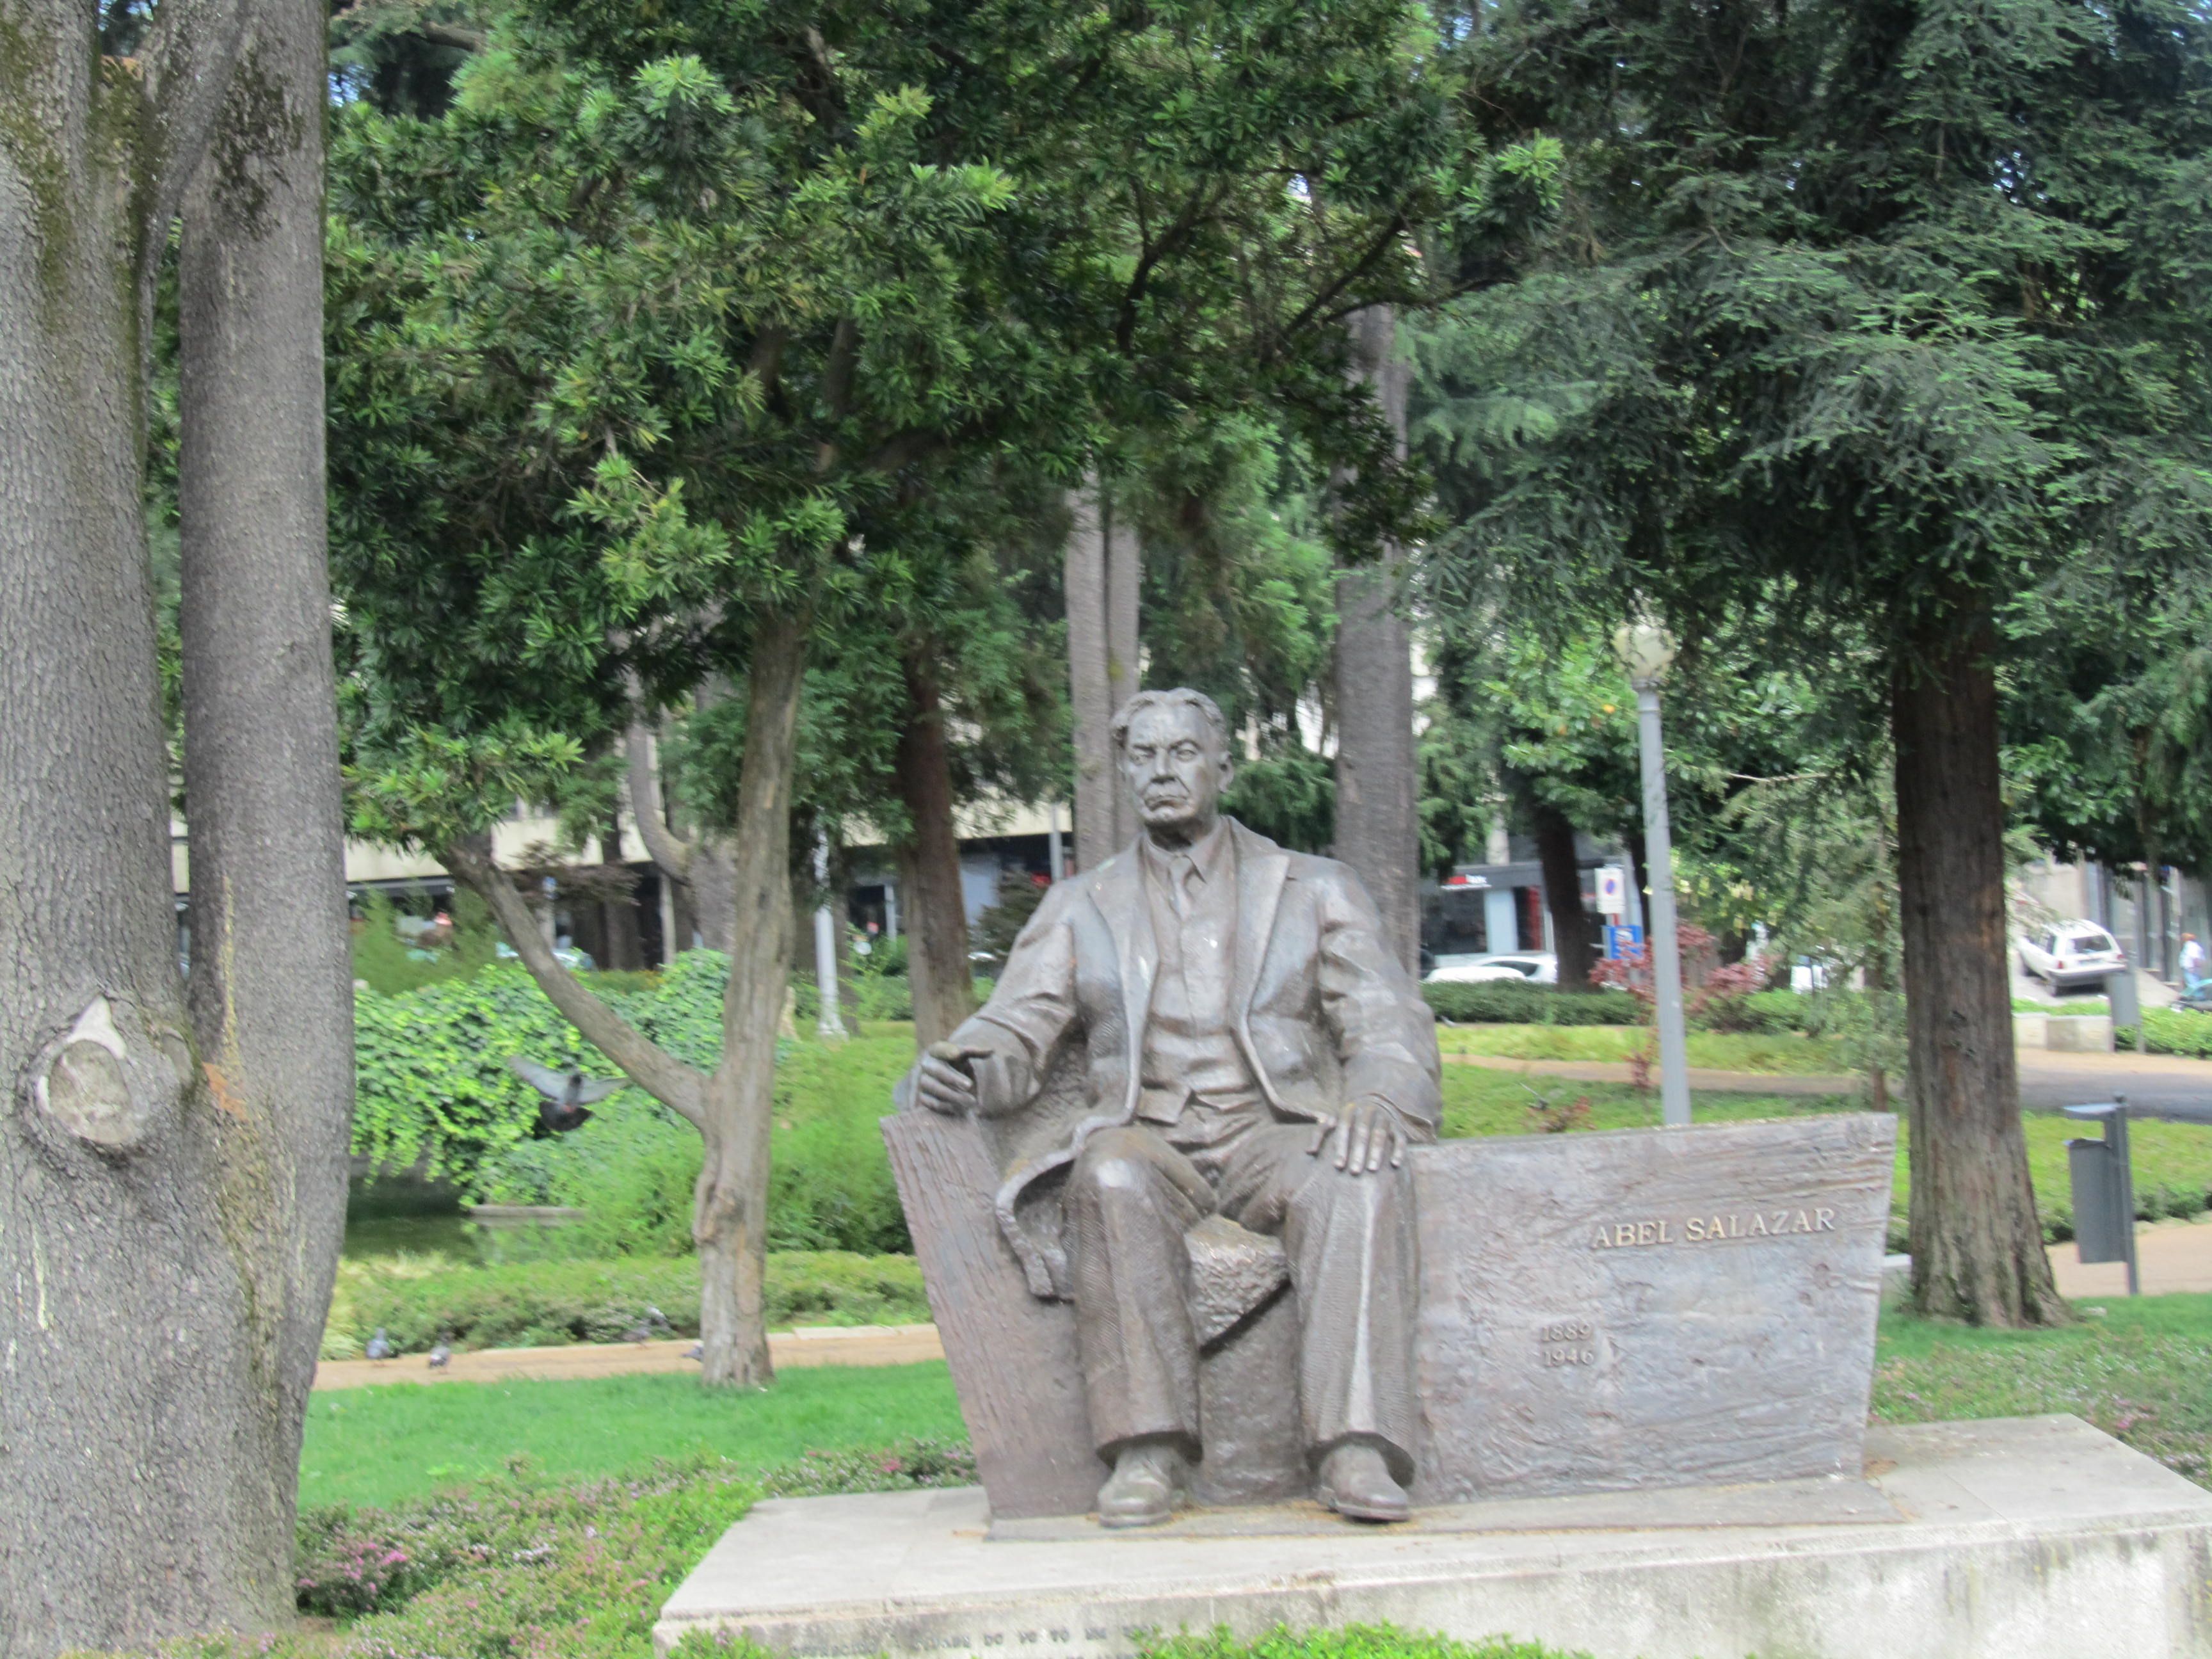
[1424,952,1558,986]
[2017,921,2124,991]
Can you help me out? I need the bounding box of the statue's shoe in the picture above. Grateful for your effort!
[1316,1443,1410,1523]
[1097,1449,1187,1528]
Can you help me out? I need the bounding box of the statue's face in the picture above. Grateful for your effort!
[1121,701,1233,842]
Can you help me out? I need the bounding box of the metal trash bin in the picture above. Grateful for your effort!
[2064,1098,2139,1294]
[2103,963,2144,1055]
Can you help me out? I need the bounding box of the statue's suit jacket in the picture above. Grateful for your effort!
[912,819,1441,1299]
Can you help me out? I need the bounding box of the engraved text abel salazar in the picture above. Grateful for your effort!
[1589,1206,1838,1249]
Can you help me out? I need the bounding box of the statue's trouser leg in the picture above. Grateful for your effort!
[1217,1125,1420,1483]
[1066,1125,1214,1459]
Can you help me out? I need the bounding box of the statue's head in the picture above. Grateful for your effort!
[1112,688,1234,844]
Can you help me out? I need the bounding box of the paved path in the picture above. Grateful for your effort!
[2049,1217,2212,1297]
[312,1323,943,1391]
[1445,1047,2212,1123]
[2017,1048,2212,1122]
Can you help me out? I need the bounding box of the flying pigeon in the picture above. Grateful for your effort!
[507,1057,625,1132]
[365,1328,393,1361]
[428,1338,452,1369]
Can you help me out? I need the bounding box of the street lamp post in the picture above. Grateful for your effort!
[1614,617,1691,1128]
[813,832,847,1041]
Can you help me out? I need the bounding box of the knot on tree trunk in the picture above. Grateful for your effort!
[26,994,193,1153]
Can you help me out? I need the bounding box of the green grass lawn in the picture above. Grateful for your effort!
[1436,1022,1850,1074]
[302,1294,2212,1514]
[256,1291,2209,1659]
[301,1361,964,1510]
[1875,1293,2212,1486]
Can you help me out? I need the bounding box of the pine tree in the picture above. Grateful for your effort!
[1420,0,2212,1324]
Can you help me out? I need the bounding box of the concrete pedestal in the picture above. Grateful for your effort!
[655,1417,2212,1659]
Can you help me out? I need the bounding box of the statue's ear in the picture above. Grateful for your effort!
[1215,753,1236,793]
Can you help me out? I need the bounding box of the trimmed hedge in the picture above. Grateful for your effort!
[1422,980,1818,1035]
[1422,981,1640,1025]
[322,1249,929,1359]
[2121,1006,2212,1059]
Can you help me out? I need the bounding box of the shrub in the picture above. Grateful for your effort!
[471,1034,917,1256]
[349,888,504,997]
[1422,981,1640,1025]
[1696,987,1817,1035]
[352,953,729,1192]
[322,1250,929,1358]
[289,1441,975,1648]
[2126,1006,2212,1059]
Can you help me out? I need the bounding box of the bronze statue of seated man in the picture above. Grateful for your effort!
[916,688,1439,1527]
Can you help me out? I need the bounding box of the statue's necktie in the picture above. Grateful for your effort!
[1172,854,1201,917]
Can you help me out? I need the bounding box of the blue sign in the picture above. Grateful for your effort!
[1604,924,1644,960]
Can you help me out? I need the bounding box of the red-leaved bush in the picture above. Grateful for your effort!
[1589,925,1772,1086]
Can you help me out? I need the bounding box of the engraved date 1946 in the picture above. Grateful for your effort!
[1539,1319,1598,1368]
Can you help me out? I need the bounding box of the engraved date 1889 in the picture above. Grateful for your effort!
[1539,1319,1598,1368]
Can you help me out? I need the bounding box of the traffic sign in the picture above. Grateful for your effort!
[1596,865,1627,916]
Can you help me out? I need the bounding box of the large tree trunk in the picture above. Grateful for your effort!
[895,650,979,1048]
[0,6,293,1654]
[1334,306,1420,974]
[1066,476,1140,869]
[1532,797,1596,991]
[175,0,354,1632]
[1893,629,2065,1326]
[694,616,811,1386]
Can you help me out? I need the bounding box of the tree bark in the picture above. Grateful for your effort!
[1105,495,1142,806]
[694,614,812,1386]
[1066,476,1142,869]
[1893,628,2066,1326]
[626,717,737,953]
[444,839,709,1121]
[1066,479,1121,870]
[175,0,355,1636]
[1532,797,1596,991]
[599,808,644,970]
[895,650,979,1049]
[0,6,293,1653]
[1334,305,1421,974]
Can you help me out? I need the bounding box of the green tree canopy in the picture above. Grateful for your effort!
[1415,0,2212,1326]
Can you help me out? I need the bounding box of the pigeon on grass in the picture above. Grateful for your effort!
[428,1336,453,1369]
[507,1057,625,1133]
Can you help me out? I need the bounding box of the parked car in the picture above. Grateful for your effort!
[2017,920,2124,991]
[1423,952,1558,986]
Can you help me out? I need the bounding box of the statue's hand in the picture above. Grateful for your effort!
[1306,1096,1407,1176]
[917,1041,993,1116]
